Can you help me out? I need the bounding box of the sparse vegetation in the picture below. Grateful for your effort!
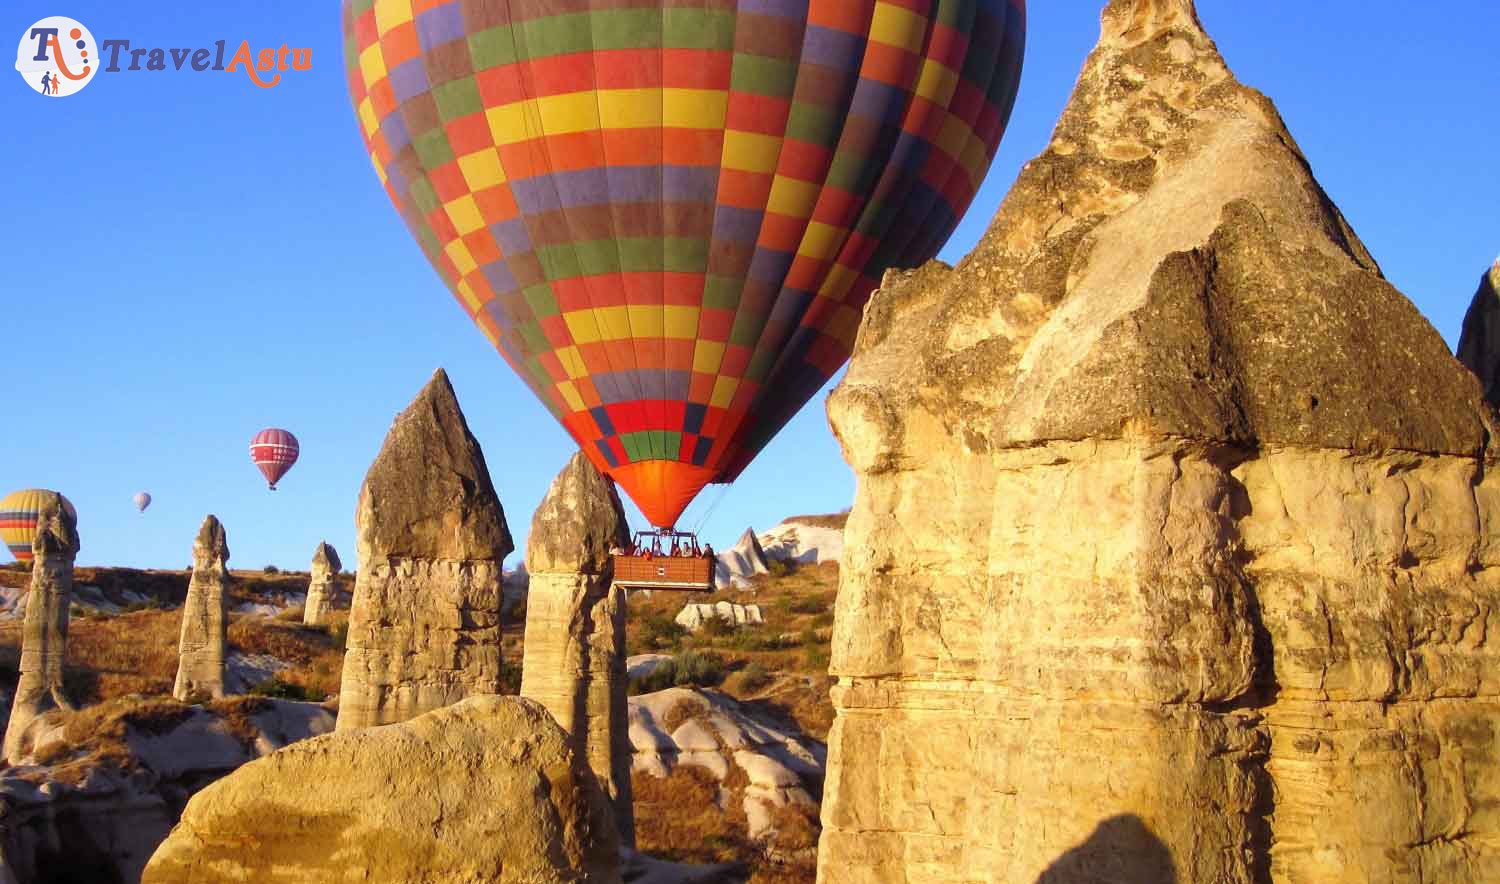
[777,511,849,530]
[262,565,280,575]
[0,557,838,883]
[727,662,771,695]
[499,661,522,695]
[629,651,727,695]
[634,613,689,653]
[247,677,317,701]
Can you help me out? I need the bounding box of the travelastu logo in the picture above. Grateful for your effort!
[16,15,311,96]
[16,16,95,96]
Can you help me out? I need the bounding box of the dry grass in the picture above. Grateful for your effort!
[633,765,751,868]
[0,609,183,705]
[632,762,817,884]
[0,605,348,706]
[29,694,197,781]
[228,613,348,701]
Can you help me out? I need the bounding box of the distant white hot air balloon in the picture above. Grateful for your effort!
[133,492,152,513]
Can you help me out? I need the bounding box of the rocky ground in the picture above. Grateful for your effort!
[0,557,836,884]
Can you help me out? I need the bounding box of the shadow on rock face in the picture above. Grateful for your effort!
[1035,815,1177,884]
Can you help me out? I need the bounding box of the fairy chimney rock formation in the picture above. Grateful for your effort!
[820,2,1500,883]
[337,369,514,731]
[173,516,230,702]
[1456,257,1500,406]
[302,541,342,627]
[520,451,634,845]
[2,493,78,763]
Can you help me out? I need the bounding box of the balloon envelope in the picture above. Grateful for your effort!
[250,429,300,490]
[342,0,1027,526]
[0,489,76,563]
[133,492,152,513]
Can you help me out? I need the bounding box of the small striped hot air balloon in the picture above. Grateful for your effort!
[250,429,300,490]
[1,489,76,563]
[133,492,152,513]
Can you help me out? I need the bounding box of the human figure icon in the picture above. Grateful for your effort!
[40,72,51,95]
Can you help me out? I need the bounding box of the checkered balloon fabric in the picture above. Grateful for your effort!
[342,0,1027,528]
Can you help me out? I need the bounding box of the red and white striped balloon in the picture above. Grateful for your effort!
[249,428,300,490]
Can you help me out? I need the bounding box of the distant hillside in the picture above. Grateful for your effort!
[779,511,849,530]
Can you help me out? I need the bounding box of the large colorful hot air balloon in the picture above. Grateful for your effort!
[133,492,152,513]
[250,429,300,490]
[1,489,76,563]
[342,0,1026,527]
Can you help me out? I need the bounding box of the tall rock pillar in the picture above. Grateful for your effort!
[1456,258,1500,406]
[520,452,634,845]
[303,541,342,627]
[3,492,78,763]
[337,369,514,731]
[174,515,230,702]
[819,1,1500,882]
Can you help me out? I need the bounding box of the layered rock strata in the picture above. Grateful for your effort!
[173,516,230,702]
[302,541,341,627]
[337,369,513,730]
[2,493,78,764]
[521,452,635,845]
[819,2,1500,882]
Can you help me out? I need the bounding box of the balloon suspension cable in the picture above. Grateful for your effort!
[691,483,732,537]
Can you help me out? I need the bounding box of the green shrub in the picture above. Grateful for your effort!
[630,650,727,695]
[499,661,523,695]
[697,613,734,639]
[263,565,280,575]
[248,677,316,701]
[802,645,830,672]
[724,627,795,652]
[639,614,688,652]
[767,559,792,578]
[787,594,830,615]
[729,662,771,694]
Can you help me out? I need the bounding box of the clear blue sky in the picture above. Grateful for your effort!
[2,2,1495,570]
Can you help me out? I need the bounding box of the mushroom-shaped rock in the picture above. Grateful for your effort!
[302,541,342,627]
[337,369,514,731]
[173,516,230,702]
[521,452,634,844]
[2,492,79,763]
[142,696,621,884]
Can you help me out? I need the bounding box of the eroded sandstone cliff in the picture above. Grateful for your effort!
[819,2,1500,882]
